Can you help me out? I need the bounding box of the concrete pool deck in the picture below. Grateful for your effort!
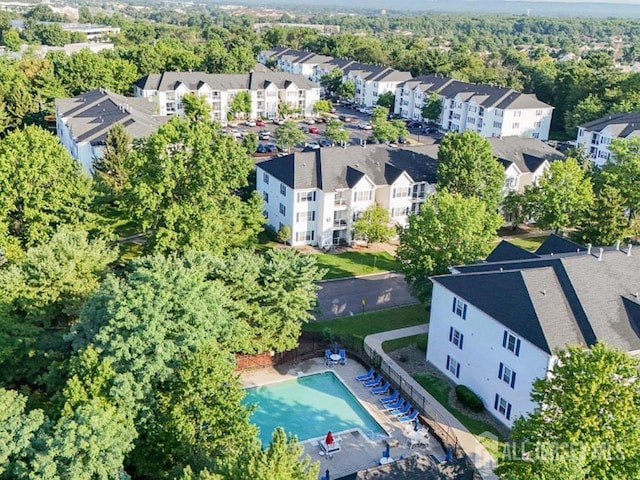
[241,357,446,479]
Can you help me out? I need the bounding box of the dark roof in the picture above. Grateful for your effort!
[535,234,587,255]
[580,112,640,138]
[257,145,438,191]
[486,240,539,262]
[487,137,564,174]
[400,74,551,110]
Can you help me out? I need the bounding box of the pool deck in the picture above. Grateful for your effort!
[242,357,445,479]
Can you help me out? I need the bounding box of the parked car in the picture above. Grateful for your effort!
[256,144,267,153]
[228,129,242,138]
[265,144,279,153]
[227,121,239,128]
[397,136,409,144]
[308,126,319,134]
[259,130,271,140]
[272,118,285,125]
[304,118,316,125]
[256,119,266,127]
[406,121,422,128]
[304,141,321,150]
[357,122,373,130]
[339,115,354,123]
[315,116,327,123]
[245,120,257,127]
[319,138,334,147]
[366,135,381,144]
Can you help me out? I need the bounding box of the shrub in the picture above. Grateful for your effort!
[455,385,484,413]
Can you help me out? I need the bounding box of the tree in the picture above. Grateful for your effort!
[575,184,627,246]
[352,204,395,245]
[319,68,343,96]
[527,157,594,233]
[371,107,407,143]
[376,91,395,109]
[242,132,259,155]
[501,191,528,231]
[274,120,306,152]
[277,224,291,244]
[123,118,263,254]
[601,137,640,221]
[2,28,21,51]
[337,79,355,100]
[397,191,502,301]
[437,131,505,211]
[312,99,332,115]
[0,126,92,250]
[421,92,442,123]
[182,93,211,121]
[277,102,297,119]
[324,119,350,146]
[500,343,640,480]
[93,123,131,198]
[229,91,251,119]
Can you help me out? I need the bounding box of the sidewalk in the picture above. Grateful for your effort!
[365,326,499,480]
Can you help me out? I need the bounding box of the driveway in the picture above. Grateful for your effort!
[315,272,418,320]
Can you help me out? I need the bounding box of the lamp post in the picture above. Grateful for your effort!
[361,298,366,315]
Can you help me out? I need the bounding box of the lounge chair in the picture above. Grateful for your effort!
[320,439,341,455]
[356,368,375,382]
[390,403,412,417]
[363,374,383,388]
[324,349,332,365]
[398,409,420,423]
[339,349,347,365]
[383,398,405,411]
[380,391,399,404]
[370,381,390,395]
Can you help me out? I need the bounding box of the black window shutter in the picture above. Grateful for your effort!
[456,363,460,378]
[462,304,467,320]
[515,339,521,356]
[498,362,503,379]
[452,297,456,313]
[449,327,453,342]
[313,191,316,201]
[506,404,512,420]
[494,394,499,410]
[446,356,450,370]
[510,372,516,389]
[459,333,464,349]
[502,331,508,348]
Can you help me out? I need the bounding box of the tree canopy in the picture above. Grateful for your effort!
[352,203,396,245]
[274,120,306,152]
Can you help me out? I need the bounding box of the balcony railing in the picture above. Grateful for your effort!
[334,199,347,207]
[333,219,347,228]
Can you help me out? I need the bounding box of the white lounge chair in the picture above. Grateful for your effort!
[320,439,341,456]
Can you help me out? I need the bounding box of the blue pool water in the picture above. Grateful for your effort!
[244,371,387,445]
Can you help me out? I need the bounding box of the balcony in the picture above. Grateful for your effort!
[333,219,347,228]
[334,199,347,208]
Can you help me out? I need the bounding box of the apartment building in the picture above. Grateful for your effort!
[343,63,412,108]
[394,75,553,140]
[256,145,437,247]
[576,112,640,166]
[55,88,169,173]
[428,235,640,427]
[133,71,320,121]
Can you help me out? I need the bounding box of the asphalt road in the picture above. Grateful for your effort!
[315,272,419,320]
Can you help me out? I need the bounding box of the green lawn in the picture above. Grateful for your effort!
[507,235,548,252]
[313,251,400,279]
[303,303,427,342]
[413,373,504,459]
[256,229,281,252]
[382,333,428,354]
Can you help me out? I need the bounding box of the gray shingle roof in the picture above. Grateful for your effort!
[535,234,587,255]
[257,145,437,191]
[485,240,539,262]
[400,74,552,110]
[135,71,318,92]
[487,137,564,174]
[55,89,169,145]
[579,112,640,138]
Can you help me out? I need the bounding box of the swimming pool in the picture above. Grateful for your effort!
[244,371,387,445]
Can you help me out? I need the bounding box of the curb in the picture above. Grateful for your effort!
[317,270,403,283]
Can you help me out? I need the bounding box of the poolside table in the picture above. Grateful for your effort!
[379,457,394,465]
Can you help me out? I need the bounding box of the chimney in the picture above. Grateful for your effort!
[587,243,592,255]
[627,243,633,256]
[615,239,621,250]
[598,248,604,261]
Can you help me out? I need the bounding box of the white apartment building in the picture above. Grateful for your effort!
[427,235,640,428]
[394,75,553,140]
[576,112,640,166]
[256,145,437,247]
[55,88,169,173]
[133,71,320,121]
[343,63,412,108]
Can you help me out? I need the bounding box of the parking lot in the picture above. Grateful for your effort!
[223,103,442,155]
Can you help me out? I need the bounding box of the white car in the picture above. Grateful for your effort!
[245,120,257,127]
[304,118,316,125]
[358,123,373,130]
[273,118,285,125]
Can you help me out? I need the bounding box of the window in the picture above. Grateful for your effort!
[452,297,467,319]
[263,192,269,203]
[535,109,543,116]
[279,203,286,215]
[513,110,521,118]
[263,210,269,219]
[502,331,521,356]
[512,122,520,129]
[280,183,286,196]
[494,394,512,420]
[353,190,373,202]
[295,230,315,242]
[532,132,540,139]
[296,211,315,222]
[498,363,516,388]
[297,191,316,202]
[263,172,269,184]
[391,206,410,218]
[393,187,410,199]
[468,117,475,125]
[449,327,464,349]
[446,355,460,378]
[493,121,502,129]
[534,121,542,128]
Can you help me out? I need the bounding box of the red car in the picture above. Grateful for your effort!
[308,126,319,134]
[256,119,266,127]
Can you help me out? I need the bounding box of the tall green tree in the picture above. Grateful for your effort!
[319,68,343,96]
[376,91,395,109]
[242,132,259,154]
[421,92,442,123]
[601,137,640,221]
[437,131,505,211]
[123,118,263,254]
[182,93,211,122]
[93,123,131,198]
[500,343,640,480]
[0,126,92,250]
[274,120,306,152]
[352,203,395,245]
[229,91,251,119]
[337,79,355,100]
[397,191,501,301]
[324,119,350,145]
[575,184,627,246]
[527,157,593,233]
[312,99,332,115]
[371,107,407,143]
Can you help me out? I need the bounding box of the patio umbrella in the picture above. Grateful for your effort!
[384,443,390,458]
[325,469,330,480]
[414,420,419,431]
[333,341,338,354]
[325,431,334,446]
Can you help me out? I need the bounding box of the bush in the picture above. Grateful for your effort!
[455,385,484,413]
